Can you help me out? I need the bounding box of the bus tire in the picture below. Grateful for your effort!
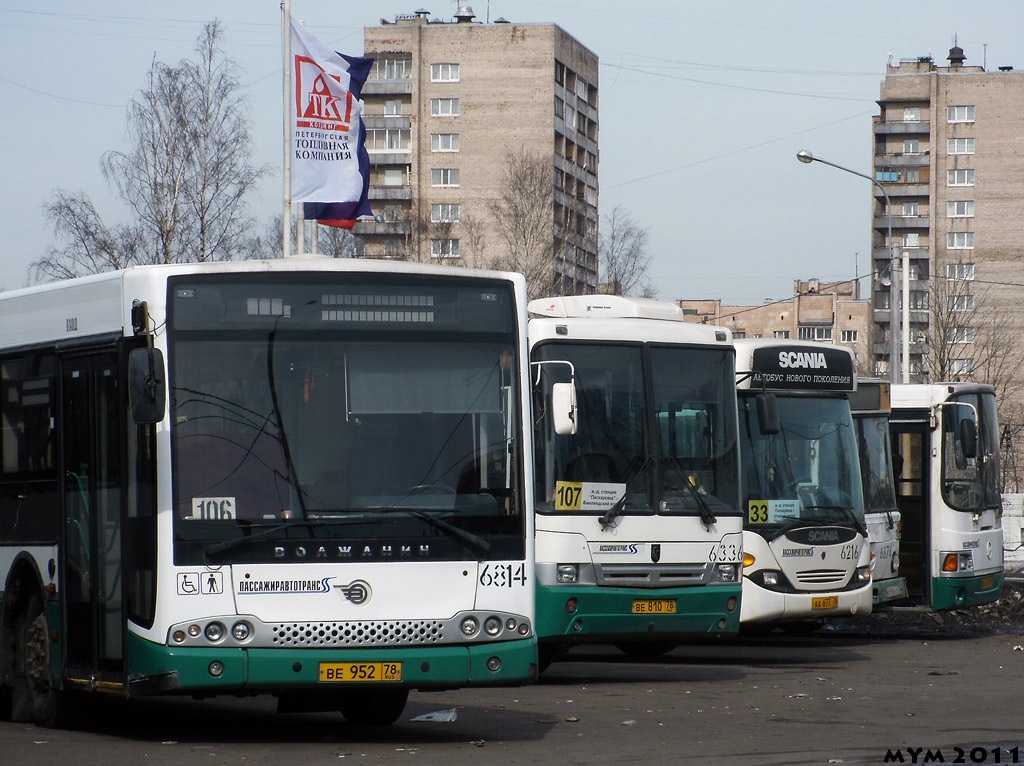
[338,688,409,726]
[15,591,68,728]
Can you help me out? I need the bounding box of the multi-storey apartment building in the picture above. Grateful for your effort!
[677,278,875,376]
[872,45,1024,388]
[356,7,599,293]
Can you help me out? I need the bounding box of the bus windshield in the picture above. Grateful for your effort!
[167,274,524,564]
[942,392,1002,511]
[740,395,864,530]
[533,342,739,516]
[855,414,898,515]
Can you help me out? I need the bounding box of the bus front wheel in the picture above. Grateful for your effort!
[14,591,68,728]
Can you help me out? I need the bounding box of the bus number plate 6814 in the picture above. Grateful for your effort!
[318,662,403,682]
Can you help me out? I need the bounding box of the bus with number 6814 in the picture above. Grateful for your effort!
[0,257,537,728]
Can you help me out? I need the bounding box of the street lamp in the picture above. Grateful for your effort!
[796,150,901,385]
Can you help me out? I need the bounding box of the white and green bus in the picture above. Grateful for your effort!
[0,258,536,728]
[849,379,908,607]
[529,296,742,666]
[735,340,872,629]
[889,383,1004,610]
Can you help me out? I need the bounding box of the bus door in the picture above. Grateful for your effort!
[890,416,930,606]
[60,351,125,683]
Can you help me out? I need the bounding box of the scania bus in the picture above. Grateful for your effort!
[0,258,536,728]
[889,383,1004,610]
[849,379,908,607]
[735,340,872,629]
[529,296,742,666]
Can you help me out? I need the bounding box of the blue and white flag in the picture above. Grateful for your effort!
[290,17,372,228]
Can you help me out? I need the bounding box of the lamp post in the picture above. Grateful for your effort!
[796,150,900,385]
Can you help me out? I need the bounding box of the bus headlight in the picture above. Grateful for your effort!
[231,621,252,641]
[855,565,871,584]
[714,563,738,583]
[942,552,973,573]
[484,616,503,636]
[761,570,781,587]
[460,616,480,636]
[556,564,579,584]
[890,552,900,575]
[204,622,225,642]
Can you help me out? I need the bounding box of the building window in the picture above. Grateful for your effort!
[840,330,859,343]
[903,232,920,248]
[903,139,921,155]
[909,291,929,310]
[902,202,919,217]
[773,330,790,339]
[430,98,460,117]
[430,204,460,223]
[384,99,402,116]
[947,168,975,186]
[431,168,460,187]
[431,239,460,258]
[383,168,404,186]
[555,61,565,86]
[366,128,410,152]
[947,295,975,312]
[903,107,921,122]
[947,232,975,250]
[946,327,975,344]
[946,262,975,280]
[950,359,975,375]
[947,138,975,155]
[370,56,412,81]
[430,62,460,82]
[798,327,833,341]
[431,133,460,152]
[947,105,975,123]
[876,291,890,310]
[947,200,974,218]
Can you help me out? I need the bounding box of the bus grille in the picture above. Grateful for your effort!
[271,620,446,647]
[595,563,708,588]
[795,569,847,585]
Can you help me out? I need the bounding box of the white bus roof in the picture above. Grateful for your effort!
[528,295,685,321]
[891,382,997,409]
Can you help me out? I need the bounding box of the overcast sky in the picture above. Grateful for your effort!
[1,1,1021,303]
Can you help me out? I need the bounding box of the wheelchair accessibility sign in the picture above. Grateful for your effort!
[177,571,224,595]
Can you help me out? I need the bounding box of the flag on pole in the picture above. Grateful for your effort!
[290,17,372,229]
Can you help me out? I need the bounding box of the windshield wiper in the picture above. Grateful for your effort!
[373,508,491,560]
[801,505,866,537]
[599,455,653,530]
[682,476,717,531]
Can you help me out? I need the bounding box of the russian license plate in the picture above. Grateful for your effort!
[318,662,403,683]
[811,596,839,610]
[632,598,677,614]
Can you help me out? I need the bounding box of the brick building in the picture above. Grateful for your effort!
[677,278,875,376]
[355,7,599,293]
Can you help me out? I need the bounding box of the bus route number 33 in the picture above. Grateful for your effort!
[479,563,528,588]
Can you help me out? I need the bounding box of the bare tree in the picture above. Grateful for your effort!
[487,149,561,298]
[599,205,653,297]
[33,21,265,281]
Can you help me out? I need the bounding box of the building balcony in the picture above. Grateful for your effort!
[362,80,413,96]
[363,115,412,129]
[873,153,931,167]
[366,151,412,166]
[875,184,929,197]
[368,186,413,201]
[874,120,931,135]
[353,219,411,236]
[873,246,929,261]
[875,215,929,230]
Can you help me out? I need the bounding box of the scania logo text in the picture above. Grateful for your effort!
[806,529,841,543]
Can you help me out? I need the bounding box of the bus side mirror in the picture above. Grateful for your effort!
[129,347,167,424]
[551,382,577,435]
[756,393,781,435]
[959,418,978,459]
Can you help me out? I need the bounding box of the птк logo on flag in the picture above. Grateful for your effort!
[295,56,354,132]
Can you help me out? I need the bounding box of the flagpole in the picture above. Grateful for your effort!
[281,0,292,258]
